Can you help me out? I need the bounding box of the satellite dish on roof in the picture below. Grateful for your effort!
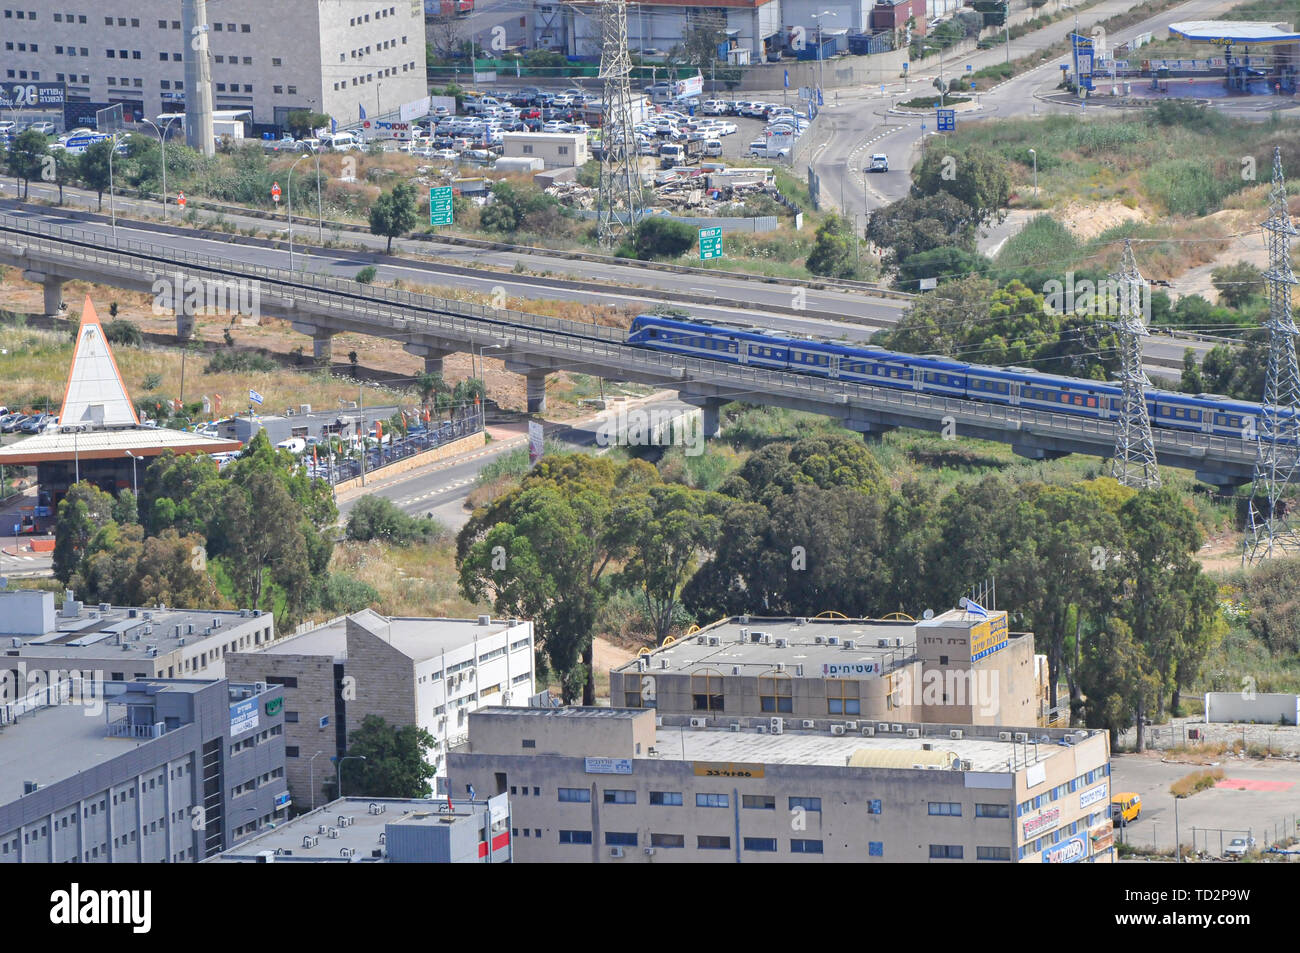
[922,609,934,620]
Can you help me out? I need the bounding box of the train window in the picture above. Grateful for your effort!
[647,329,657,338]
[1086,398,1096,408]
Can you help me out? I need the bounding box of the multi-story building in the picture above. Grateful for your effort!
[1,1,426,131]
[0,677,288,862]
[226,609,536,809]
[210,795,511,862]
[0,588,276,690]
[610,609,1038,727]
[448,707,1115,864]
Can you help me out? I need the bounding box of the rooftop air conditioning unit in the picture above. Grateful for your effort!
[959,759,973,771]
[1075,731,1090,743]
[368,803,386,815]
[906,728,920,738]
[795,618,807,625]
[644,847,656,856]
[831,724,846,736]
[769,717,784,734]
[637,658,647,672]
[877,638,889,648]
[1014,732,1029,743]
[774,637,788,648]
[143,611,152,621]
[801,720,816,729]
[890,724,902,733]
[120,643,130,652]
[697,635,708,645]
[610,847,624,858]
[654,716,663,727]
[922,742,933,751]
[755,725,768,734]
[477,615,491,626]
[647,746,659,756]
[318,825,328,835]
[340,847,355,858]
[339,816,353,827]
[950,729,964,740]
[707,636,720,647]
[739,614,750,624]
[10,638,20,648]
[302,836,318,848]
[861,726,875,737]
[813,636,825,645]
[729,723,741,732]
[999,731,1013,741]
[240,609,250,618]
[689,717,707,728]
[843,640,856,650]
[738,628,749,639]
[327,828,340,839]
[98,603,110,612]
[877,723,889,733]
[845,721,858,731]
[128,608,138,618]
[178,638,186,646]
[827,636,840,646]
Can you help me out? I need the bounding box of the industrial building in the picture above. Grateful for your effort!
[1,1,425,131]
[610,609,1039,727]
[502,131,590,168]
[0,677,288,862]
[0,588,276,692]
[447,707,1115,864]
[225,609,536,810]
[210,796,510,862]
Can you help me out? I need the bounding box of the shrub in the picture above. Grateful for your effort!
[355,266,378,284]
[345,495,446,545]
[203,351,278,374]
[316,572,379,614]
[104,319,143,347]
[630,216,698,260]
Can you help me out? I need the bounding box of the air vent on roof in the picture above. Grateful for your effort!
[186,624,194,635]
[894,638,903,648]
[731,667,740,676]
[10,638,20,648]
[128,608,138,618]
[738,628,749,640]
[660,659,668,669]
[795,664,804,676]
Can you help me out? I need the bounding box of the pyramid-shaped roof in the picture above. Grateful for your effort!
[58,296,140,429]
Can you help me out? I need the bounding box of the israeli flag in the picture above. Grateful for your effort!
[249,389,264,406]
[784,69,790,89]
[467,783,476,802]
[330,117,338,133]
[959,597,989,620]
[359,103,367,120]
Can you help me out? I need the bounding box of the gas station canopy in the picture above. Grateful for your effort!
[1169,20,1300,46]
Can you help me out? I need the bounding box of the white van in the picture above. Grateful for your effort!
[321,131,359,150]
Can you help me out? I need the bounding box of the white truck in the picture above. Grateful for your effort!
[867,153,889,173]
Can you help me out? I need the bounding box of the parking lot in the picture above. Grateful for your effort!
[1110,752,1300,858]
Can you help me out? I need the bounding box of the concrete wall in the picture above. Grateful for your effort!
[1205,692,1300,725]
[333,430,484,495]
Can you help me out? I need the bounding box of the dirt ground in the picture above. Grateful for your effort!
[1055,199,1149,241]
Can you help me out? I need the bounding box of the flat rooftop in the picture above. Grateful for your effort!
[1,590,267,665]
[615,616,924,677]
[1169,20,1300,44]
[273,612,527,665]
[0,681,210,803]
[209,797,487,862]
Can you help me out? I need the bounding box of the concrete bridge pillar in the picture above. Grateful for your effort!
[526,369,549,414]
[175,297,196,342]
[292,322,337,366]
[842,419,896,442]
[403,343,455,378]
[23,271,65,318]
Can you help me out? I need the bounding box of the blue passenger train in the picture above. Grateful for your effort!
[627,314,1269,439]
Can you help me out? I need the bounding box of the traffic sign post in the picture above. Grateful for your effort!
[937,108,956,132]
[698,226,723,261]
[177,191,186,210]
[429,186,454,227]
[271,181,281,205]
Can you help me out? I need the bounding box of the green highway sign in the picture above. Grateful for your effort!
[429,186,454,227]
[699,226,723,261]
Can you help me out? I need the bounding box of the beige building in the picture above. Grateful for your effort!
[610,609,1037,728]
[3,1,425,130]
[448,707,1115,864]
[501,132,589,168]
[226,610,536,810]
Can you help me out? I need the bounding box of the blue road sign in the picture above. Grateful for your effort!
[937,108,956,132]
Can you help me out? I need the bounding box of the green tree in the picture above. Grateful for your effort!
[805,215,860,279]
[51,149,79,204]
[52,482,117,583]
[5,128,49,199]
[629,216,697,260]
[865,192,979,267]
[879,275,995,355]
[369,181,420,253]
[912,145,1011,225]
[1180,348,1205,394]
[1077,616,1162,749]
[75,523,226,609]
[609,483,721,642]
[897,246,983,288]
[338,715,437,799]
[673,11,726,71]
[1210,261,1263,309]
[285,110,332,140]
[78,139,115,211]
[223,468,311,615]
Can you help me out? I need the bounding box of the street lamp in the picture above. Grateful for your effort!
[810,11,837,98]
[473,343,504,426]
[335,754,366,799]
[308,750,326,811]
[124,450,139,497]
[287,152,309,272]
[1029,148,1038,197]
[138,116,181,220]
[309,143,324,245]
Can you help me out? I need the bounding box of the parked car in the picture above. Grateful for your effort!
[20,414,51,434]
[2,414,30,433]
[1224,838,1250,857]
[28,121,56,136]
[701,99,729,115]
[703,138,723,157]
[0,121,15,134]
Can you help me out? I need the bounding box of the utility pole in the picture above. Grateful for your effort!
[1108,239,1160,489]
[596,0,641,247]
[1245,146,1300,563]
[359,383,367,487]
[182,0,216,157]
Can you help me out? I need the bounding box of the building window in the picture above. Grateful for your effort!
[928,802,962,817]
[649,791,682,806]
[696,793,728,808]
[976,803,1010,818]
[791,839,824,854]
[826,679,861,715]
[284,711,298,723]
[742,794,775,810]
[285,746,299,758]
[521,739,536,748]
[604,790,636,805]
[691,671,723,711]
[789,796,821,813]
[650,833,684,848]
[759,672,793,713]
[697,835,730,850]
[558,830,591,845]
[743,837,777,852]
[929,844,964,859]
[557,788,590,803]
[977,846,1012,861]
[605,831,637,847]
